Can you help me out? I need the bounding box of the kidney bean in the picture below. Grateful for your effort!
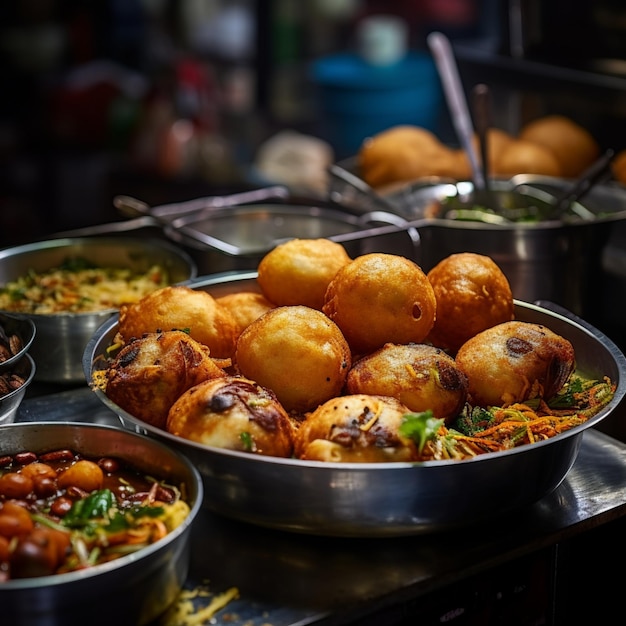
[49,496,74,517]
[98,457,121,473]
[0,473,34,499]
[13,452,38,465]
[39,450,75,463]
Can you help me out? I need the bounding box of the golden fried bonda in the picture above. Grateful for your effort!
[215,291,276,339]
[105,330,226,429]
[117,285,238,358]
[323,253,436,355]
[166,375,295,457]
[455,321,575,407]
[235,305,351,414]
[294,394,417,463]
[426,252,514,353]
[346,343,468,422]
[257,238,351,310]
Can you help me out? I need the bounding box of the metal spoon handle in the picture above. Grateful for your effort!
[472,83,491,190]
[427,31,485,189]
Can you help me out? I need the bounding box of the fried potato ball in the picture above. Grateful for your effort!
[323,253,436,355]
[235,305,352,414]
[346,343,468,422]
[492,139,562,177]
[215,291,276,338]
[426,252,514,353]
[118,285,238,359]
[166,376,295,457]
[455,321,575,407]
[518,115,600,178]
[257,238,351,310]
[294,394,417,463]
[358,125,462,188]
[105,330,226,429]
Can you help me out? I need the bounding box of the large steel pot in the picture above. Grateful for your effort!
[83,272,626,538]
[0,421,203,626]
[0,236,196,383]
[329,168,626,322]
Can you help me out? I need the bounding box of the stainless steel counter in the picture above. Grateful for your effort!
[14,385,626,625]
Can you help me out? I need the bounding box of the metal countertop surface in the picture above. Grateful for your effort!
[15,386,626,626]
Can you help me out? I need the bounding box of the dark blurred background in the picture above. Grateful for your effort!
[2,0,626,247]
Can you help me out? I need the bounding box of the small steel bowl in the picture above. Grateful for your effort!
[0,353,35,425]
[0,421,203,626]
[0,236,197,383]
[0,312,36,373]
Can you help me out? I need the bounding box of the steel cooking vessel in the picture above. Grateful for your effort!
[0,421,203,626]
[83,272,626,538]
[329,167,626,320]
[0,236,197,383]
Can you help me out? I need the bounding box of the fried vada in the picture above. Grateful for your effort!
[235,305,352,414]
[104,330,226,429]
[346,343,468,422]
[322,253,436,355]
[294,394,417,463]
[426,252,514,353]
[257,238,351,310]
[215,291,276,339]
[455,320,576,407]
[117,285,238,359]
[166,375,295,457]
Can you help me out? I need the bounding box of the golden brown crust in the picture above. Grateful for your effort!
[166,376,295,457]
[426,252,514,353]
[455,321,575,407]
[294,394,417,463]
[322,253,436,355]
[215,291,276,339]
[105,330,226,429]
[118,285,238,359]
[346,343,468,422]
[257,238,351,310]
[235,305,352,414]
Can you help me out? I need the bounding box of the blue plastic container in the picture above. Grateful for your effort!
[311,52,443,158]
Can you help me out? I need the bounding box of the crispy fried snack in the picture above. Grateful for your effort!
[323,253,436,355]
[235,305,351,414]
[215,291,276,339]
[346,343,468,423]
[117,285,238,359]
[426,252,514,353]
[257,238,351,310]
[105,330,226,429]
[295,394,417,462]
[167,376,295,457]
[455,321,575,407]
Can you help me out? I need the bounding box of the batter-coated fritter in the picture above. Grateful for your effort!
[117,285,238,359]
[166,376,295,457]
[455,321,575,407]
[105,330,226,429]
[235,305,352,414]
[346,343,468,422]
[426,252,514,353]
[257,238,351,310]
[215,291,276,339]
[322,253,436,355]
[295,394,417,463]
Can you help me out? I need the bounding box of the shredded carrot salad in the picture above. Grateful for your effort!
[402,375,616,461]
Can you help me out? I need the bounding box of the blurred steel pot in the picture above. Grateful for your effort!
[0,237,196,383]
[0,421,203,626]
[161,203,419,275]
[330,172,626,320]
[84,272,626,537]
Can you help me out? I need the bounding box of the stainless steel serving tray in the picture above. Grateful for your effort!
[83,272,626,537]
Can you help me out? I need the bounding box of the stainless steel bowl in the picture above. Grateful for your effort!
[0,236,197,383]
[0,312,36,373]
[0,353,35,425]
[84,272,626,537]
[0,421,203,626]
